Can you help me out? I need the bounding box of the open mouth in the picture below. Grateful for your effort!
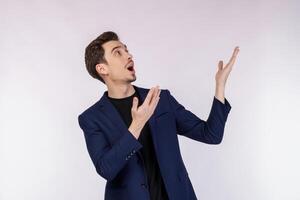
[127,66,134,71]
[126,61,135,72]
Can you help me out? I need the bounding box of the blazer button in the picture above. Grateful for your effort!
[141,183,148,189]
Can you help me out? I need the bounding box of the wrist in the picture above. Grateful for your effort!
[216,82,225,89]
[128,120,144,139]
[215,85,225,104]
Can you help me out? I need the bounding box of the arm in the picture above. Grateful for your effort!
[168,46,239,144]
[78,114,143,181]
[215,84,225,104]
[166,89,231,144]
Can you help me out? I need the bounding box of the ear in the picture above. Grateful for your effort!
[96,63,108,76]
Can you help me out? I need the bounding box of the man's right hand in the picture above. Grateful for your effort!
[128,85,161,139]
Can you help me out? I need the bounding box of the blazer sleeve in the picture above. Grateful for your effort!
[78,114,143,181]
[165,89,232,144]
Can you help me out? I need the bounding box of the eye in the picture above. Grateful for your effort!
[115,50,121,55]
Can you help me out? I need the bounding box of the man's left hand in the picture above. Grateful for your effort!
[214,46,240,103]
[215,46,240,87]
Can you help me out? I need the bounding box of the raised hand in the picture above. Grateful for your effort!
[215,46,240,87]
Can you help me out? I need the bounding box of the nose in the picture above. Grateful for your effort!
[127,52,133,60]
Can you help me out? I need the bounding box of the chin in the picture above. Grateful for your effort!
[128,77,137,82]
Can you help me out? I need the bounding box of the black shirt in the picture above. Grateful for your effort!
[107,89,169,200]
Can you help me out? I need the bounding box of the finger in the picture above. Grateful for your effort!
[154,96,160,109]
[149,86,159,105]
[144,87,155,105]
[150,96,160,113]
[227,46,240,67]
[150,89,161,110]
[150,87,160,106]
[157,89,161,97]
[218,60,223,71]
[233,46,240,56]
[132,97,138,111]
[154,88,161,99]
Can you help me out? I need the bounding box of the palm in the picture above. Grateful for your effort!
[215,46,239,86]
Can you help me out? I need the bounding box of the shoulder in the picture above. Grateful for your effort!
[77,100,101,125]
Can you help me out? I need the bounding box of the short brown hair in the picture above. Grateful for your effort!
[84,31,119,84]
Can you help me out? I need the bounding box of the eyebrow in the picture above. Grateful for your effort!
[111,44,128,54]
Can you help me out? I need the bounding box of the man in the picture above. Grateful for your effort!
[78,31,239,200]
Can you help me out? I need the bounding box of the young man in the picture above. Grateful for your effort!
[78,31,239,200]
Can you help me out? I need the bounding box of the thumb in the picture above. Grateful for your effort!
[132,97,138,111]
[218,60,223,71]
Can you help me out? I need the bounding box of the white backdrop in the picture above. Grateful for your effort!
[1,0,300,199]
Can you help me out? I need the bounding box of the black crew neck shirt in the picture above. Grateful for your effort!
[107,89,169,200]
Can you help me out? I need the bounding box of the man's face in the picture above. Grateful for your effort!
[97,40,136,84]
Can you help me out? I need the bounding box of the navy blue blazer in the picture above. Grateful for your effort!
[78,84,231,200]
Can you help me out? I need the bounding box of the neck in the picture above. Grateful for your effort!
[106,83,135,99]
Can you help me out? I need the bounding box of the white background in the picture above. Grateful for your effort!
[1,0,300,199]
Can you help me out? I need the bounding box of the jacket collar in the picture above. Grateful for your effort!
[98,84,147,108]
